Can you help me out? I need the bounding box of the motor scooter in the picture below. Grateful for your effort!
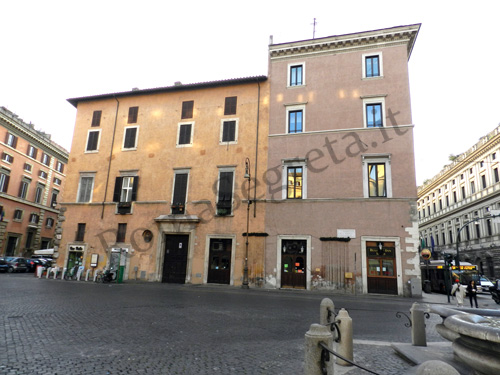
[101,268,115,283]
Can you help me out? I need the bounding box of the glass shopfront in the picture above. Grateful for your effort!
[366,241,397,295]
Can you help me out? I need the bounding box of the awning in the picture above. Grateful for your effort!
[34,249,55,256]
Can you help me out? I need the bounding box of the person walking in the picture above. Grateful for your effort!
[467,280,479,308]
[451,281,466,307]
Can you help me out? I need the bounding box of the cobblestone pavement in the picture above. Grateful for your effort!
[3,274,492,375]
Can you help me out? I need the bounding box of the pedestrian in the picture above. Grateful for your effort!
[467,280,479,308]
[451,281,466,307]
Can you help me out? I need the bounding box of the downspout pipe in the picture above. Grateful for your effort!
[101,96,120,219]
[253,80,261,218]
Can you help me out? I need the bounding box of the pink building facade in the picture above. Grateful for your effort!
[263,25,421,296]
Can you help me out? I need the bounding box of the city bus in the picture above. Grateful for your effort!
[420,260,480,293]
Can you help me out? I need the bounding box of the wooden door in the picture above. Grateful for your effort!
[281,240,306,289]
[162,235,189,283]
[207,239,231,284]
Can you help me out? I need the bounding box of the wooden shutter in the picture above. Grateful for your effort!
[224,97,237,115]
[181,101,194,119]
[124,128,137,148]
[218,171,233,202]
[91,110,102,126]
[172,174,188,206]
[113,177,123,202]
[128,107,139,124]
[179,124,191,144]
[222,121,236,142]
[131,176,139,201]
[87,131,99,151]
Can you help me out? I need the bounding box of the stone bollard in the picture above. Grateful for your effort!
[336,308,353,366]
[320,298,335,326]
[52,267,59,279]
[411,302,427,347]
[36,266,44,278]
[76,266,84,281]
[46,267,51,279]
[85,269,91,281]
[61,267,67,280]
[305,324,334,375]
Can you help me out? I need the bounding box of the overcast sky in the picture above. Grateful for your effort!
[2,1,499,185]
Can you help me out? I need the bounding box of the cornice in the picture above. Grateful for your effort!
[0,107,69,161]
[418,125,500,196]
[269,24,420,61]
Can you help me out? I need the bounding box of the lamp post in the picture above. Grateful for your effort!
[242,157,251,289]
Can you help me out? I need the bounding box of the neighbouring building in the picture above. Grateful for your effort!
[58,77,269,285]
[59,24,422,296]
[264,24,421,296]
[418,125,500,280]
[0,106,69,257]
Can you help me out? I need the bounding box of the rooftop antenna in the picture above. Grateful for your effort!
[311,18,317,39]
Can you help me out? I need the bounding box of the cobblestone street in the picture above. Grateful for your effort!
[1,273,467,375]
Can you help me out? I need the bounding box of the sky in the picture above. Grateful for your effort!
[2,1,499,186]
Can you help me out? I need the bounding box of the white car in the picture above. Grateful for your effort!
[479,276,494,292]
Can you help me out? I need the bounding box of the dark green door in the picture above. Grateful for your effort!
[162,235,189,283]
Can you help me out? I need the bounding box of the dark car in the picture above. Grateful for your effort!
[0,259,9,272]
[4,257,28,273]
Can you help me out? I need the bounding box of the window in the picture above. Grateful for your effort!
[495,168,499,183]
[475,222,481,238]
[481,174,487,189]
[224,97,237,115]
[86,130,100,152]
[287,167,303,199]
[487,219,492,236]
[50,190,58,208]
[368,163,386,197]
[288,63,304,86]
[177,123,193,146]
[18,179,30,199]
[117,223,127,243]
[362,155,392,198]
[77,174,95,203]
[41,153,51,166]
[453,191,457,203]
[113,176,138,203]
[0,169,10,193]
[13,209,23,221]
[75,223,86,241]
[493,152,497,160]
[366,103,383,127]
[445,195,449,207]
[461,186,466,199]
[39,170,48,179]
[470,181,476,194]
[363,97,385,128]
[46,217,54,228]
[91,110,102,126]
[128,106,139,124]
[54,177,62,185]
[29,213,39,224]
[34,185,44,204]
[288,110,303,133]
[1,152,13,163]
[220,120,237,143]
[5,133,17,148]
[55,161,64,173]
[181,101,194,119]
[286,104,305,134]
[172,172,188,214]
[24,163,32,173]
[364,54,382,78]
[123,126,138,150]
[216,170,234,216]
[27,145,38,159]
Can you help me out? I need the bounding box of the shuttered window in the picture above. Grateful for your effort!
[172,173,188,214]
[86,130,100,151]
[222,121,236,143]
[181,101,194,119]
[128,106,139,124]
[224,96,237,115]
[123,127,138,149]
[217,171,233,216]
[91,110,102,126]
[178,124,192,145]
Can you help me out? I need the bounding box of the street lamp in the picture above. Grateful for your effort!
[242,157,251,289]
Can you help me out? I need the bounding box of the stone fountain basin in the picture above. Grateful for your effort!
[444,314,500,375]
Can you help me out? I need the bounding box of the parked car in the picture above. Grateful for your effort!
[479,275,494,292]
[4,257,28,273]
[0,258,9,272]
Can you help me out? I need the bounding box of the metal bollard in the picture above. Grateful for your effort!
[320,298,335,326]
[305,324,334,375]
[336,308,353,366]
[411,302,427,347]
